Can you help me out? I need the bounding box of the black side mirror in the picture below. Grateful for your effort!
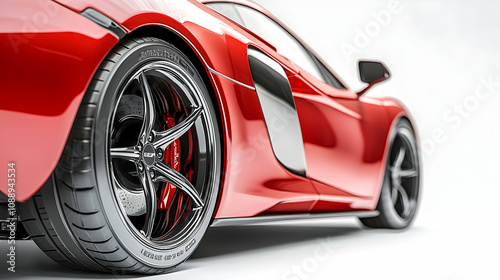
[357,60,391,97]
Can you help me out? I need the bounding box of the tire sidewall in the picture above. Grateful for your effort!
[92,40,220,268]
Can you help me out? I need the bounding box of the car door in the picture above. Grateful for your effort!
[206,2,377,210]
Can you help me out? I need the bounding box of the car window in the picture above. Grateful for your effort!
[204,3,245,26]
[206,2,344,89]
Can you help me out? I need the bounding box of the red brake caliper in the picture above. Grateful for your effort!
[158,115,181,210]
[157,82,194,228]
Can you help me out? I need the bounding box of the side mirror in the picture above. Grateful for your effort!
[357,60,391,97]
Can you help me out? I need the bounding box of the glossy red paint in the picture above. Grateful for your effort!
[0,0,118,201]
[1,0,413,220]
[207,72,320,218]
[54,0,257,87]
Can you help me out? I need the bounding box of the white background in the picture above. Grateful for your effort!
[2,0,499,279]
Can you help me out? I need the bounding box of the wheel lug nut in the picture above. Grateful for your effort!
[149,170,155,179]
[148,135,153,142]
[137,163,144,172]
[156,149,163,160]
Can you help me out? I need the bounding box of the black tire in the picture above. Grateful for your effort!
[18,37,221,274]
[359,119,420,229]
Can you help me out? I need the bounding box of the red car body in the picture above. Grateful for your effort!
[0,0,410,219]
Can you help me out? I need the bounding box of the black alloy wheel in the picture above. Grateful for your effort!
[19,37,221,274]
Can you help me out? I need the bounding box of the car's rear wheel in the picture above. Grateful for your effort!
[18,37,221,274]
[359,119,420,229]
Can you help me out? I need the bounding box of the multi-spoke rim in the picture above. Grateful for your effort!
[388,127,419,220]
[107,61,216,247]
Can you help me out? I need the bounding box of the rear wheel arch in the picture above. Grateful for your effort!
[123,26,228,217]
[125,25,224,136]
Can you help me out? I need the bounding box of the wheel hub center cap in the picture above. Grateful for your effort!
[142,144,156,166]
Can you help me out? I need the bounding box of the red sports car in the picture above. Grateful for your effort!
[0,0,420,274]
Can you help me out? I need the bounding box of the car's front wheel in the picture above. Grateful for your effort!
[19,37,221,274]
[359,118,420,229]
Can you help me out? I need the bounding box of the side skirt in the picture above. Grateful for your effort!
[211,211,379,227]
